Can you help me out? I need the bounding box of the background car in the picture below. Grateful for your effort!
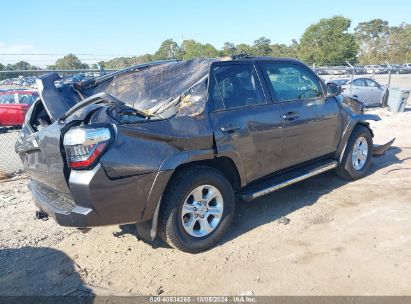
[327,77,388,107]
[354,66,366,75]
[0,89,38,127]
[390,64,410,74]
[365,65,387,74]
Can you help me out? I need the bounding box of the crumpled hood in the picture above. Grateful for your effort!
[337,94,365,114]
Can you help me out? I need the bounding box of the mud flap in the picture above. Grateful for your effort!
[135,196,162,242]
[135,220,154,241]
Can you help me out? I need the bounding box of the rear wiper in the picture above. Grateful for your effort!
[59,92,121,122]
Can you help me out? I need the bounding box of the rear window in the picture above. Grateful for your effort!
[0,93,16,104]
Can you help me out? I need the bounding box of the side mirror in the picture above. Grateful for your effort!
[327,82,342,97]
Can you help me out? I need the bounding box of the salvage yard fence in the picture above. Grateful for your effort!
[0,129,22,176]
[1,65,411,175]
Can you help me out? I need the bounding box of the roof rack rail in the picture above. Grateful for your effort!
[231,54,252,60]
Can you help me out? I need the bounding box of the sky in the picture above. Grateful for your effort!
[0,0,410,67]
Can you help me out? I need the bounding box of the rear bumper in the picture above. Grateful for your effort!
[29,164,160,227]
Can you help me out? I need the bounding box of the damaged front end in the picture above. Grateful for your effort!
[336,94,365,114]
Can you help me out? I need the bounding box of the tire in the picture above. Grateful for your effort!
[158,166,235,253]
[336,125,373,180]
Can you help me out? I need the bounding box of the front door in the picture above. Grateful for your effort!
[258,61,341,168]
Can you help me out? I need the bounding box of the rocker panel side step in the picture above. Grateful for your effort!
[239,160,338,201]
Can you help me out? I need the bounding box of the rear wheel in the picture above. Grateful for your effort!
[158,166,234,253]
[336,125,373,180]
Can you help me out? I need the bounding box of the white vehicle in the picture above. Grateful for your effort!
[327,78,389,107]
[365,65,386,74]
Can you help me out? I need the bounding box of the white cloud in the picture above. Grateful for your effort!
[0,42,37,66]
[0,42,34,54]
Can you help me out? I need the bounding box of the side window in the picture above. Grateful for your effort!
[0,94,16,104]
[18,93,37,105]
[210,64,265,110]
[352,79,365,87]
[260,63,322,102]
[364,79,379,87]
[208,74,224,111]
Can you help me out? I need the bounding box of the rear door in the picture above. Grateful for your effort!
[258,60,341,167]
[208,61,283,183]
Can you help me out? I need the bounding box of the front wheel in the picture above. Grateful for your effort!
[336,125,373,180]
[158,166,234,253]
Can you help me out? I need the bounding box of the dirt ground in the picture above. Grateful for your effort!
[1,107,411,296]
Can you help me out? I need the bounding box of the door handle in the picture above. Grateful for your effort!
[282,112,299,121]
[221,124,240,133]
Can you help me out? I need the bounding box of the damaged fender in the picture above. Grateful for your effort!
[336,113,381,163]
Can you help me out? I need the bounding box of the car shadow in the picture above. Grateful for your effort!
[0,246,95,301]
[119,146,403,250]
[219,145,403,246]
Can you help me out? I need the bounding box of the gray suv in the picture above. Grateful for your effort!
[16,57,380,253]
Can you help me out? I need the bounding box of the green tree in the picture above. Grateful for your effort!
[222,42,237,56]
[298,16,358,66]
[181,40,219,59]
[235,43,253,55]
[253,37,272,56]
[270,43,293,57]
[13,61,32,70]
[387,23,411,63]
[154,39,181,60]
[0,62,5,80]
[50,54,89,70]
[355,19,389,64]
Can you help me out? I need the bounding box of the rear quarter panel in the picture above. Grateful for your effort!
[100,114,215,178]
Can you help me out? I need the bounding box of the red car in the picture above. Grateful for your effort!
[0,90,38,127]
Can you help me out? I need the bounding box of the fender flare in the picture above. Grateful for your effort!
[336,113,381,163]
[136,149,247,242]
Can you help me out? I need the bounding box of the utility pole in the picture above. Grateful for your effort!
[386,61,392,88]
[181,34,185,60]
[346,61,354,91]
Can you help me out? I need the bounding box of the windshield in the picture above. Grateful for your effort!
[105,58,214,117]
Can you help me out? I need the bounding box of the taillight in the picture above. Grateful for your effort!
[63,126,112,169]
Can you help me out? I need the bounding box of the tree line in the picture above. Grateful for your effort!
[1,16,411,77]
